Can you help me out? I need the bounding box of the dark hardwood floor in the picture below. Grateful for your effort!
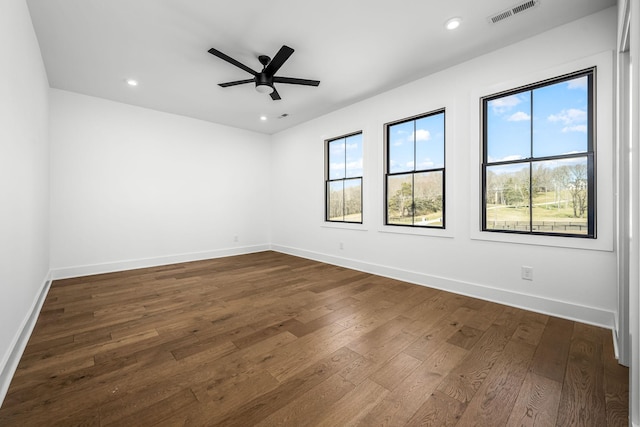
[0,251,629,426]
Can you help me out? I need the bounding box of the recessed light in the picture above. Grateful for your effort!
[445,17,461,30]
[126,79,138,86]
[260,115,267,121]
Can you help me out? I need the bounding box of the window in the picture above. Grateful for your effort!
[482,68,595,237]
[385,109,445,228]
[325,132,363,223]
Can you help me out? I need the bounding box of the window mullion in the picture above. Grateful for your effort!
[413,120,417,226]
[529,90,534,233]
[343,138,347,219]
[411,173,415,225]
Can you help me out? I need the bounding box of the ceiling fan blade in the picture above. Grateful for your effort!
[273,76,320,87]
[218,79,255,88]
[270,88,281,101]
[264,45,294,76]
[208,48,257,76]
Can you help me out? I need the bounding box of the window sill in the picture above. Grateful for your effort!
[469,228,612,251]
[378,225,454,238]
[321,222,368,232]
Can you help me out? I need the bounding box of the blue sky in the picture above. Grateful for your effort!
[486,75,589,163]
[329,133,363,180]
[388,112,445,173]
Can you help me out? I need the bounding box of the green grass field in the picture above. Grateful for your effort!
[328,213,362,222]
[387,211,443,226]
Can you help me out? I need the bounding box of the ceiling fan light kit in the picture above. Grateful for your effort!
[255,84,274,94]
[208,45,320,100]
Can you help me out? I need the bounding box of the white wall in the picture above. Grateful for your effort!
[0,0,50,400]
[270,8,618,328]
[49,90,271,278]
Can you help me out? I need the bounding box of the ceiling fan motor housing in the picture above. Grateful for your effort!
[256,72,274,93]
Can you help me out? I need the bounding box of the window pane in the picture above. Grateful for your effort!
[344,133,363,178]
[415,112,445,170]
[343,178,362,223]
[533,76,589,157]
[486,92,531,162]
[414,171,443,227]
[388,121,415,173]
[485,163,531,231]
[327,181,344,221]
[387,174,413,225]
[531,158,588,234]
[328,139,345,180]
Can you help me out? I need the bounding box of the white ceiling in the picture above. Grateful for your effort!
[26,0,615,134]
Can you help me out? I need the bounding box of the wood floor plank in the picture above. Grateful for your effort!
[556,323,607,427]
[403,310,465,361]
[506,371,562,427]
[602,332,630,427]
[190,368,279,415]
[106,387,198,427]
[436,316,523,404]
[405,390,467,427]
[340,326,417,386]
[315,379,389,427]
[369,351,422,391]
[0,251,628,426]
[455,340,536,426]
[357,342,468,426]
[254,373,356,427]
[511,311,549,347]
[446,325,484,350]
[346,315,415,357]
[211,346,361,427]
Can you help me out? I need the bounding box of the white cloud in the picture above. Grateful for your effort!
[418,158,435,168]
[507,111,530,122]
[393,141,403,146]
[411,129,431,142]
[488,154,524,163]
[562,125,588,133]
[406,161,414,168]
[330,159,363,170]
[489,95,522,114]
[548,108,587,125]
[330,142,344,153]
[331,142,360,153]
[567,76,587,90]
[555,156,587,166]
[346,159,363,170]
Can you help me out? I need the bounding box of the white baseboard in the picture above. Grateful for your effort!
[50,244,270,280]
[271,244,616,330]
[0,272,52,407]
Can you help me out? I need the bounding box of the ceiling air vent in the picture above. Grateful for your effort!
[489,0,540,24]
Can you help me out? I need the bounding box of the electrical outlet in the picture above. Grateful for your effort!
[234,235,239,242]
[339,242,344,250]
[521,266,533,281]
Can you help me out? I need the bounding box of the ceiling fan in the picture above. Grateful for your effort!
[207,45,320,100]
